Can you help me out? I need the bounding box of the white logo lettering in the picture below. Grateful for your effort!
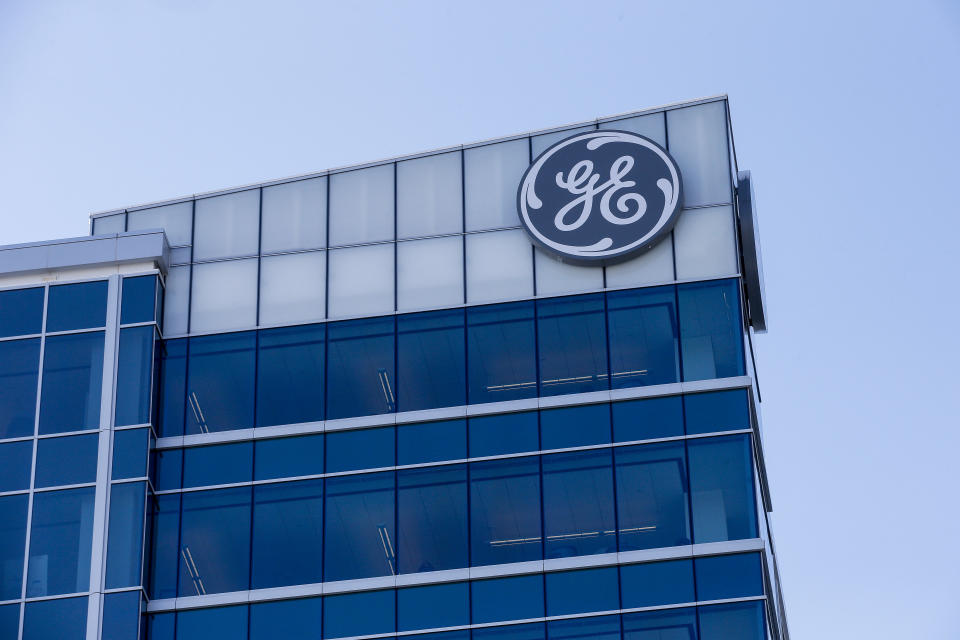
[552,155,647,232]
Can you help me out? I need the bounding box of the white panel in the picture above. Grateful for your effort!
[605,233,675,288]
[190,259,258,332]
[599,112,666,147]
[127,202,193,246]
[261,177,327,253]
[534,249,603,296]
[193,190,260,260]
[673,206,738,280]
[163,265,190,335]
[466,229,533,304]
[397,236,463,311]
[397,151,462,239]
[666,101,732,206]
[328,164,394,246]
[464,139,529,232]
[92,213,125,235]
[327,243,394,318]
[259,251,326,325]
[530,125,594,156]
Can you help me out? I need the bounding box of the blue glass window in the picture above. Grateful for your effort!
[620,559,695,608]
[254,434,325,480]
[547,615,621,639]
[326,317,395,419]
[102,590,141,640]
[34,433,99,487]
[0,286,43,337]
[470,457,542,566]
[157,338,187,437]
[468,411,538,457]
[324,472,396,581]
[186,332,255,434]
[147,493,180,599]
[252,479,324,589]
[687,435,758,543]
[0,494,28,600]
[540,403,610,450]
[0,439,33,491]
[537,294,608,396]
[612,395,684,442]
[115,326,154,426]
[147,613,175,640]
[398,465,468,573]
[622,607,697,639]
[545,566,619,616]
[398,309,466,412]
[0,337,40,439]
[105,481,146,588]
[542,450,616,558]
[112,428,149,480]
[615,442,690,550]
[398,581,469,632]
[606,285,679,388]
[677,279,744,381]
[471,574,545,624]
[0,604,19,640]
[467,301,537,403]
[46,280,108,331]
[323,589,395,639]
[178,488,251,596]
[257,324,325,427]
[407,632,470,640]
[26,487,96,596]
[694,552,764,601]
[250,597,322,640]
[151,448,182,491]
[38,332,104,434]
[684,389,750,435]
[326,426,394,473]
[176,605,248,640]
[182,442,252,488]
[120,275,157,325]
[398,419,466,465]
[473,623,546,640]
[22,596,87,640]
[697,601,765,640]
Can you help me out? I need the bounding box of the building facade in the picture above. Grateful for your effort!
[0,95,788,640]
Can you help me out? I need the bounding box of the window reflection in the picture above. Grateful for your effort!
[467,301,537,404]
[542,451,616,558]
[537,295,608,396]
[38,332,104,434]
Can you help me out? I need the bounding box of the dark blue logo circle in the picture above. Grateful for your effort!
[517,130,684,264]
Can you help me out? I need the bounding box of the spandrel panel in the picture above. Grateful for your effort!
[666,101,732,206]
[468,411,539,458]
[182,442,252,488]
[176,605,248,640]
[327,243,395,319]
[105,481,146,588]
[127,201,194,246]
[673,205,738,280]
[534,248,604,296]
[544,566,619,616]
[252,479,324,589]
[466,301,537,405]
[615,442,691,550]
[397,236,464,311]
[26,487,96,597]
[547,615,621,639]
[621,607,698,639]
[261,176,327,253]
[472,573,544,624]
[254,434,325,480]
[397,150,463,238]
[540,403,611,450]
[684,389,750,435]
[694,552,764,600]
[397,419,466,465]
[466,229,533,304]
[473,623,545,640]
[531,125,594,156]
[47,280,108,332]
[326,426,394,473]
[612,395,684,442]
[38,332,104,434]
[329,164,395,246]
[323,589,395,638]
[193,189,260,260]
[599,112,667,146]
[249,597,323,640]
[0,494,28,600]
[0,337,40,439]
[178,487,252,596]
[465,138,529,232]
[397,581,469,632]
[93,212,125,235]
[258,251,326,325]
[0,286,44,338]
[190,259,258,333]
[605,235,675,288]
[162,265,190,336]
[620,558,695,608]
[698,601,766,640]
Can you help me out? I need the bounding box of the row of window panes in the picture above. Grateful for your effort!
[156,280,744,436]
[0,280,107,338]
[146,434,757,598]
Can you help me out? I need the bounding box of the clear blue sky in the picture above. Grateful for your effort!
[2,1,958,637]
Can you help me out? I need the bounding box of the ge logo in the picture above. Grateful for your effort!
[517,130,684,264]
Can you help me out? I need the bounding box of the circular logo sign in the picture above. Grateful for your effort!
[517,130,684,265]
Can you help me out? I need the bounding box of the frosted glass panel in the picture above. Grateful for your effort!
[329,165,394,246]
[163,265,190,335]
[464,139,528,232]
[534,249,603,296]
[666,102,732,206]
[599,113,666,146]
[190,259,258,332]
[259,252,326,325]
[397,236,463,311]
[397,152,462,239]
[261,177,327,253]
[674,206,738,280]
[328,244,394,318]
[127,202,193,246]
[193,190,260,260]
[93,213,125,235]
[531,125,594,156]
[605,234,675,287]
[466,229,533,304]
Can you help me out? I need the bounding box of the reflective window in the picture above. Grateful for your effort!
[257,324,325,427]
[193,190,260,260]
[465,138,529,232]
[467,301,537,404]
[697,601,765,640]
[622,607,697,640]
[163,265,190,336]
[0,604,19,640]
[397,236,464,311]
[665,101,732,207]
[397,309,466,412]
[687,434,757,543]
[398,465,468,573]
[607,286,679,388]
[540,403,610,450]
[182,442,253,488]
[684,389,750,435]
[254,434,325,481]
[469,411,539,458]
[22,596,87,640]
[249,597,323,640]
[408,632,470,640]
[115,325,154,426]
[178,488,251,596]
[0,286,43,337]
[473,622,546,640]
[620,559,695,608]
[46,280,108,331]
[261,176,327,253]
[466,229,534,304]
[176,605,248,640]
[397,151,463,239]
[0,494,28,600]
[677,279,744,381]
[105,481,146,588]
[537,294,608,396]
[329,164,395,246]
[323,589,395,638]
[26,487,96,596]
[147,493,180,599]
[38,332,104,434]
[547,615,621,640]
[542,451,616,558]
[258,251,326,325]
[472,574,544,624]
[470,457,541,566]
[398,419,466,465]
[694,552,764,601]
[34,433,98,487]
[252,479,324,589]
[534,249,604,297]
[324,472,396,581]
[0,439,32,491]
[326,317,395,419]
[398,581,469,632]
[186,332,256,434]
[0,337,40,439]
[102,590,141,640]
[673,206,738,280]
[327,243,395,319]
[545,566,619,616]
[157,338,187,438]
[612,396,684,442]
[190,259,258,332]
[127,201,193,246]
[121,275,157,325]
[151,448,182,491]
[112,428,149,480]
[326,426,393,473]
[615,442,690,550]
